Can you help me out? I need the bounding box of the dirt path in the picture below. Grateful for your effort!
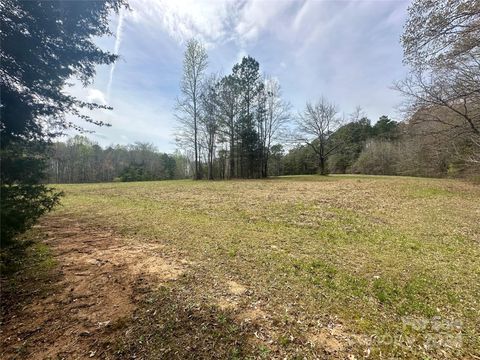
[1,218,186,359]
[1,217,357,359]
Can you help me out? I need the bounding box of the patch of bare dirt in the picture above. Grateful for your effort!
[0,218,186,359]
[307,329,345,354]
[307,323,367,357]
[238,307,267,323]
[216,297,238,311]
[226,280,247,296]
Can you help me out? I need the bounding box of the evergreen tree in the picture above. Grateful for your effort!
[232,56,263,178]
[0,0,126,246]
[373,115,398,140]
[328,117,373,173]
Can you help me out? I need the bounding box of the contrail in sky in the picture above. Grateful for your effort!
[107,8,125,103]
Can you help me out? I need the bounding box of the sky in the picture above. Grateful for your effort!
[68,0,411,153]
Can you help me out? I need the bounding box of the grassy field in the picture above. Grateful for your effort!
[5,175,479,359]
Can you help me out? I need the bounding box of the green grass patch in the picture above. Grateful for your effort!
[48,175,480,358]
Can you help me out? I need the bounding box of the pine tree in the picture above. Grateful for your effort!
[0,0,127,246]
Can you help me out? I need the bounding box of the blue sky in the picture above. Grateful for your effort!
[68,0,410,152]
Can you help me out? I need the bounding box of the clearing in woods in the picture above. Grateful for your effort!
[1,175,479,359]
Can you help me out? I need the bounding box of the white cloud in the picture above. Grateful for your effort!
[86,88,107,106]
[127,0,237,46]
[234,0,291,44]
[292,0,310,31]
[126,0,293,47]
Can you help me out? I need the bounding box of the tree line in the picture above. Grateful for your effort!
[282,113,398,175]
[282,108,477,178]
[46,136,189,183]
[59,98,476,181]
[395,0,479,176]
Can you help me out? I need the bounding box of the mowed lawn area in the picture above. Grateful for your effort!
[15,175,480,358]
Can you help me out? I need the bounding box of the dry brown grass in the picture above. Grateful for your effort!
[3,175,479,359]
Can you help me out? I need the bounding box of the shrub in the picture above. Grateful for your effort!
[353,140,400,175]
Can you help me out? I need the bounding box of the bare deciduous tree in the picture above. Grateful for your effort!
[401,0,480,69]
[258,77,290,177]
[296,97,342,175]
[216,75,240,178]
[397,0,480,164]
[349,106,367,123]
[199,74,220,180]
[175,39,208,179]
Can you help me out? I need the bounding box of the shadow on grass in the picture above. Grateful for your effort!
[0,229,58,318]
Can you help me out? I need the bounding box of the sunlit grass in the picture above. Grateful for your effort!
[50,175,480,358]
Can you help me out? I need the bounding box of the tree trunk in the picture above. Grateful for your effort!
[263,151,269,178]
[318,156,327,175]
[208,147,214,180]
[229,136,235,179]
[193,108,199,180]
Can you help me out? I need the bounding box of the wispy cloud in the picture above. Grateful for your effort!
[125,0,295,47]
[126,0,237,46]
[68,0,410,152]
[107,7,125,102]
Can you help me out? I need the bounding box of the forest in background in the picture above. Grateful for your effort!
[49,105,477,183]
[47,137,185,183]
